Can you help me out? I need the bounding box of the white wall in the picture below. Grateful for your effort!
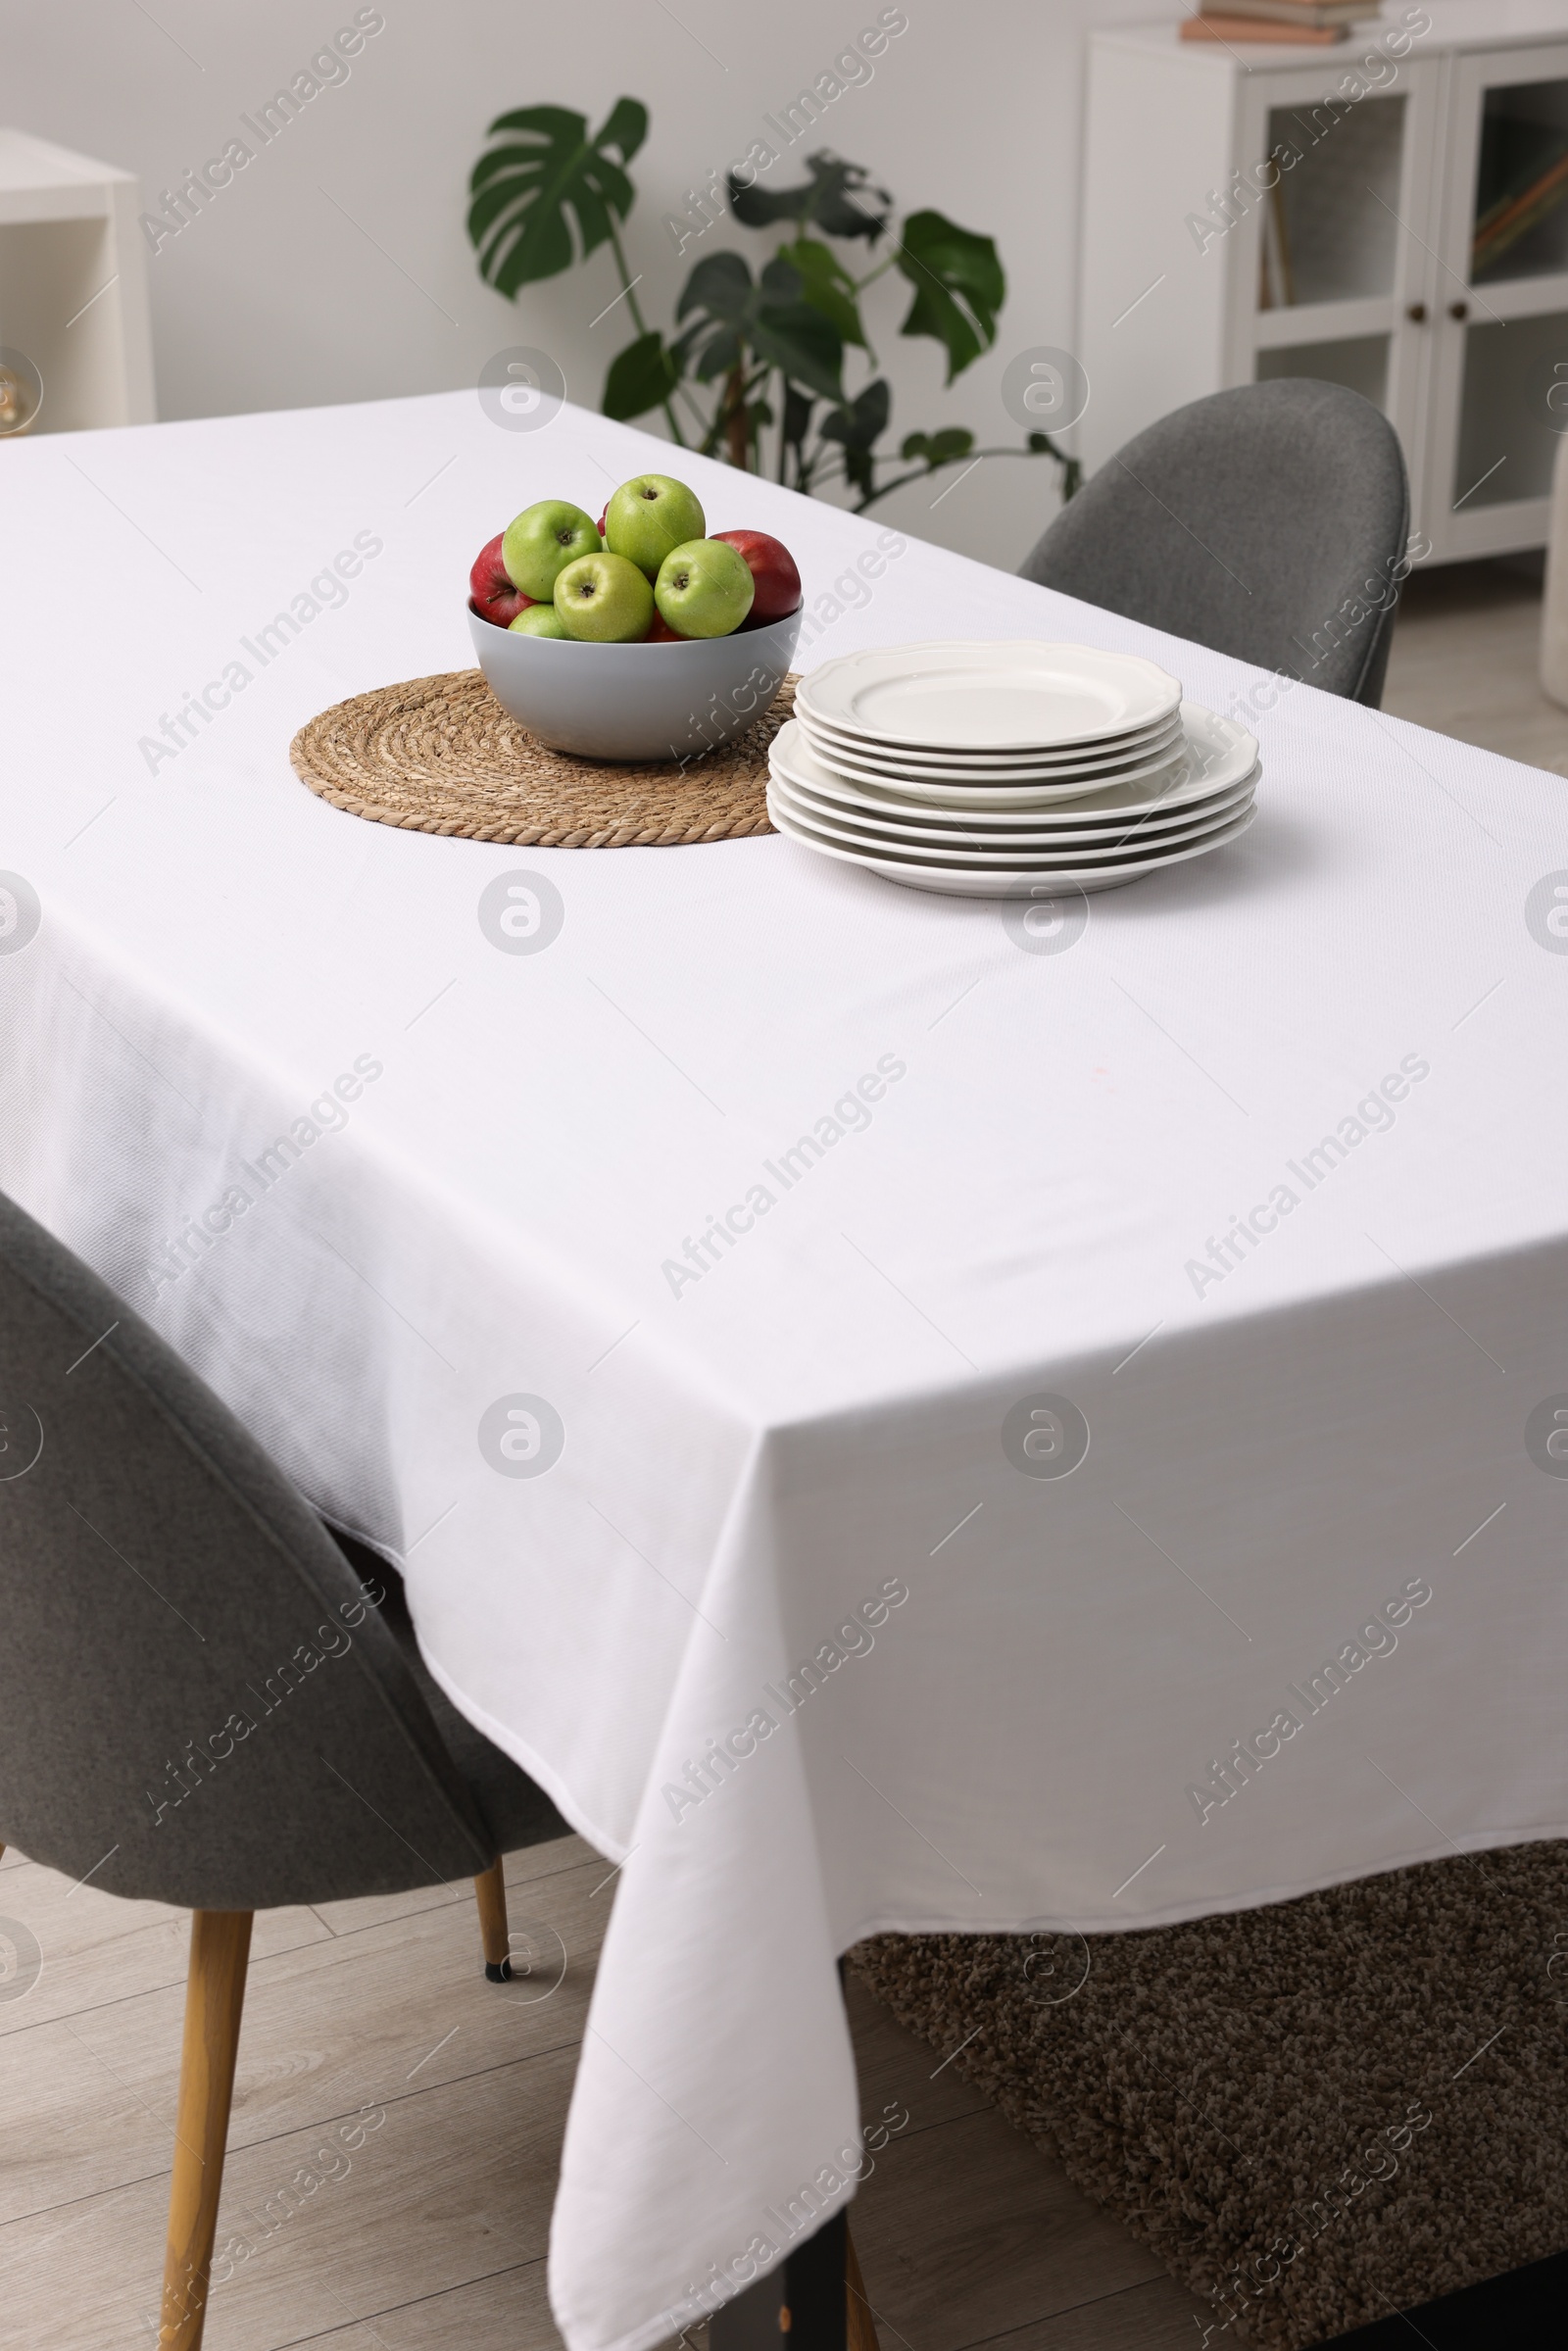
[2,0,1182,571]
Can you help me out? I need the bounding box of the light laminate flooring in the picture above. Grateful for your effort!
[1382,554,1568,773]
[0,1833,1217,2351]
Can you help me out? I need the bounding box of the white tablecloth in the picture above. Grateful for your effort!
[3,392,1567,2351]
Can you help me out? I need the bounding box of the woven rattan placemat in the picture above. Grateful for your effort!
[288,667,797,848]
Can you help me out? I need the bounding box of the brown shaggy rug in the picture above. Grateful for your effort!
[851,1842,1568,2346]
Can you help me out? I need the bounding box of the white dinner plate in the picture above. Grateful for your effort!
[797,640,1183,752]
[771,705,1258,814]
[795,711,1186,786]
[773,742,1255,838]
[776,717,1189,808]
[796,707,1184,776]
[767,792,1257,898]
[769,765,1257,853]
[767,773,1254,866]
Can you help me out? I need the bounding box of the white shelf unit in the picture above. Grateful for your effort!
[0,128,156,436]
[1079,3,1568,563]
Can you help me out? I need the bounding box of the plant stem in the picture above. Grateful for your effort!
[850,252,899,295]
[676,379,710,436]
[604,215,650,336]
[605,213,686,448]
[722,363,751,468]
[853,443,1077,514]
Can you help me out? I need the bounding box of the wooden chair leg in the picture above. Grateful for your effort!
[473,1856,512,1982]
[160,1909,253,2351]
[846,2222,881,2351]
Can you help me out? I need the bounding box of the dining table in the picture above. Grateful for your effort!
[2,386,1566,2351]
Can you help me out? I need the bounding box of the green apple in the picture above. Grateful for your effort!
[605,473,707,580]
[554,550,656,643]
[654,538,755,638]
[508,604,569,638]
[502,500,601,601]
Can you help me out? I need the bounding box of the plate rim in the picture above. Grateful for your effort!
[775,718,1193,807]
[795,720,1186,782]
[797,638,1183,751]
[795,709,1184,771]
[769,766,1257,851]
[767,776,1255,865]
[772,707,1258,814]
[768,793,1258,889]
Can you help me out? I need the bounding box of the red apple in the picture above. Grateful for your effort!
[596,508,608,536]
[643,610,689,643]
[469,532,532,627]
[712,529,801,625]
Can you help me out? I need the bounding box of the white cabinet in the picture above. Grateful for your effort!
[1079,3,1568,563]
[0,128,156,437]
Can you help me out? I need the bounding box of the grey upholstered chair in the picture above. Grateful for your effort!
[0,1188,568,2351]
[1019,378,1410,708]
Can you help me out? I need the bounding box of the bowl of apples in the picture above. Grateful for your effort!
[467,471,803,761]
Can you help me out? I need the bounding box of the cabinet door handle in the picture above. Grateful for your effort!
[1449,299,1469,320]
[1406,301,1428,322]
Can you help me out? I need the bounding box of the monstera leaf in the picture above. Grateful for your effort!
[777,238,868,348]
[603,327,691,422]
[896,210,1004,381]
[820,379,892,498]
[728,153,892,242]
[468,99,647,297]
[676,252,846,405]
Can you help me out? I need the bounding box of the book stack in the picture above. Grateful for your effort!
[1181,3,1381,43]
[1472,122,1568,280]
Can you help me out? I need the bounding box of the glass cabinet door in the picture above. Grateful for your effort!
[1233,56,1442,543]
[1472,74,1568,286]
[1427,42,1568,562]
[1261,91,1407,308]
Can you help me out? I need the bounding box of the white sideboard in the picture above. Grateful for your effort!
[0,127,156,437]
[1079,3,1568,563]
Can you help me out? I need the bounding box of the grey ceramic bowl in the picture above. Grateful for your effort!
[467,601,804,762]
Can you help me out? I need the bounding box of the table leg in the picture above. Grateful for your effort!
[845,2223,880,2351]
[710,2210,849,2351]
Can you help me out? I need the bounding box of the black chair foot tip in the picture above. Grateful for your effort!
[485,1958,513,1983]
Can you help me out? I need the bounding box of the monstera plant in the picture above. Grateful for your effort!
[467,99,1080,513]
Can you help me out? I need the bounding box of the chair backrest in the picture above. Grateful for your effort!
[0,1188,498,1911]
[1019,379,1410,706]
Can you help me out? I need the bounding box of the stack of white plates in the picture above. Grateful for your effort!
[769,641,1259,898]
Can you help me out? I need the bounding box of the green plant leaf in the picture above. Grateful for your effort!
[603,328,682,421]
[820,378,892,497]
[676,248,846,406]
[692,327,744,382]
[728,153,892,242]
[896,209,1004,382]
[468,99,648,297]
[748,307,845,405]
[782,382,815,454]
[777,238,867,348]
[677,250,754,324]
[900,426,974,466]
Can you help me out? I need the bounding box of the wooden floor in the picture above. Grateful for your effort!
[1382,553,1568,773]
[5,562,1556,2351]
[0,1831,1216,2351]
